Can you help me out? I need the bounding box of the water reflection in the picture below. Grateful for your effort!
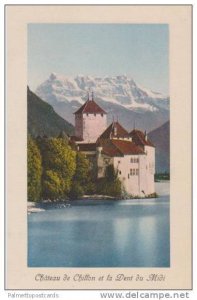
[28,184,170,267]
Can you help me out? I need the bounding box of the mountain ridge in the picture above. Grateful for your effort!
[35,73,169,133]
[27,87,74,137]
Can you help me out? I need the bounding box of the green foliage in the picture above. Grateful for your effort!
[74,152,90,185]
[27,136,122,202]
[69,181,84,199]
[38,137,76,200]
[42,170,63,200]
[27,137,42,202]
[85,181,97,195]
[109,179,122,197]
[97,165,122,198]
[70,152,96,198]
[105,164,118,182]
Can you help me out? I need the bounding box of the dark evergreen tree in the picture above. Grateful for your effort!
[27,137,42,201]
[97,164,122,198]
[69,152,92,199]
[105,164,118,182]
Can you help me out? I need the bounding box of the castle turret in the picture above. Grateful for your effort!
[74,93,107,143]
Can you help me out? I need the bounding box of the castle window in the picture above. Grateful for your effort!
[101,113,103,117]
[130,158,133,163]
[119,171,122,175]
[118,160,121,164]
[86,113,89,116]
[133,158,139,163]
[130,169,135,176]
[128,174,130,179]
[94,113,96,116]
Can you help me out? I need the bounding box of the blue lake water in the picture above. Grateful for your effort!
[28,182,170,267]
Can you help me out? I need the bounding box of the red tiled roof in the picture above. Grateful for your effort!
[99,139,144,157]
[78,143,97,152]
[99,121,130,139]
[130,129,154,147]
[98,139,123,157]
[74,99,106,115]
[111,139,145,155]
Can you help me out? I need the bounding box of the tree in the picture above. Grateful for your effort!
[105,164,118,182]
[74,152,90,185]
[42,170,63,200]
[38,137,76,200]
[97,164,122,198]
[27,137,42,201]
[69,181,84,199]
[69,152,94,199]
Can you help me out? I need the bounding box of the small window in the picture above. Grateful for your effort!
[101,113,103,117]
[94,113,96,116]
[86,113,89,116]
[130,158,133,163]
[119,171,121,175]
[128,174,130,179]
[136,169,139,175]
[118,160,121,164]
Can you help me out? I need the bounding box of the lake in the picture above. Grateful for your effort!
[28,182,170,267]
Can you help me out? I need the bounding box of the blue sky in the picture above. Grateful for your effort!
[28,24,169,94]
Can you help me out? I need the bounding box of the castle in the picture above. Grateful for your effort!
[71,93,155,197]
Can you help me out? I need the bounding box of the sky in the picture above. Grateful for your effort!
[28,24,169,95]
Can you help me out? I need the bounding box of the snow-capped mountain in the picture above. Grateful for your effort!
[35,73,169,132]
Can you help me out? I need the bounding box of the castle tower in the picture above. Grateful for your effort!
[74,93,107,143]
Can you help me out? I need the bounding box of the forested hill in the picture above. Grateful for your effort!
[28,87,74,137]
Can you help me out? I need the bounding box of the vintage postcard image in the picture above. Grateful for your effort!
[6,5,192,290]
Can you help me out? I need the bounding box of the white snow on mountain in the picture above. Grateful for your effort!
[36,73,169,113]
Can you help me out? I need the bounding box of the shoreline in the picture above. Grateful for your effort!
[27,181,169,213]
[27,195,169,214]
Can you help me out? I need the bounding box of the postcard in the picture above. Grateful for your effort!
[5,5,192,290]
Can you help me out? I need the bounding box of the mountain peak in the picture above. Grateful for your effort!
[36,73,169,114]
